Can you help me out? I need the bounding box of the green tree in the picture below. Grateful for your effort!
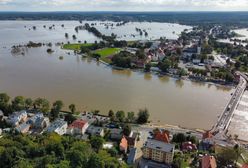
[137,108,150,124]
[159,59,171,72]
[115,111,125,122]
[172,133,186,144]
[108,110,115,121]
[25,98,33,110]
[127,111,135,122]
[64,113,77,125]
[69,104,76,114]
[178,68,187,77]
[12,96,25,111]
[108,148,118,157]
[136,49,145,59]
[13,160,33,168]
[51,100,64,120]
[88,153,104,168]
[235,61,241,70]
[218,146,240,166]
[145,63,151,72]
[33,98,50,113]
[65,33,68,38]
[0,93,10,113]
[66,150,88,168]
[123,124,131,136]
[0,146,25,168]
[90,136,104,152]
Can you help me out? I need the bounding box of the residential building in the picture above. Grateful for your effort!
[46,119,68,135]
[0,110,4,121]
[192,59,201,64]
[119,136,128,153]
[67,119,89,135]
[35,116,50,129]
[0,110,3,117]
[201,155,217,168]
[154,130,170,143]
[182,142,197,152]
[127,148,137,165]
[142,139,175,164]
[103,142,114,149]
[16,123,31,133]
[110,128,123,140]
[86,125,105,137]
[7,110,27,126]
[183,47,198,59]
[27,113,50,129]
[242,164,248,168]
[126,131,139,148]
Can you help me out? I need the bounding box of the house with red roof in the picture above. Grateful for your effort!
[119,136,128,153]
[201,155,217,168]
[182,142,197,152]
[201,130,215,151]
[67,119,89,135]
[242,164,248,168]
[154,129,170,143]
[202,130,213,139]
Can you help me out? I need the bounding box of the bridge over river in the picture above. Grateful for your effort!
[212,72,248,141]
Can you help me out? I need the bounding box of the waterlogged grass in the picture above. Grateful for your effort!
[62,43,93,51]
[94,48,121,63]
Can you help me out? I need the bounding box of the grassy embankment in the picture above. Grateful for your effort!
[62,44,121,63]
[62,43,93,51]
[93,48,121,63]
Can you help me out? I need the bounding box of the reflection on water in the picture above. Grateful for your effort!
[190,81,206,87]
[158,76,170,83]
[175,79,184,88]
[112,69,132,78]
[144,73,152,81]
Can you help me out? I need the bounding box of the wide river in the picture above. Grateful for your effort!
[0,21,232,129]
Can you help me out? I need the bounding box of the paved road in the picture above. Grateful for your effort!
[213,73,247,141]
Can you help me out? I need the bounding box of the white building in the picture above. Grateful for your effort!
[16,123,31,134]
[47,119,68,135]
[7,110,27,126]
[27,113,50,129]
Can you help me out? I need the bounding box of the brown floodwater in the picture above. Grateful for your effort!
[0,45,233,129]
[0,21,232,129]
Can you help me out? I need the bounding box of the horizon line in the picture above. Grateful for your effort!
[0,10,248,13]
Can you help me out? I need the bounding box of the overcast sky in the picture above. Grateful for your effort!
[0,0,248,11]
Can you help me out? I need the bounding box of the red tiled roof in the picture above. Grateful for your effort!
[182,142,197,151]
[242,164,248,168]
[154,130,170,143]
[119,136,128,151]
[202,155,217,168]
[68,119,88,129]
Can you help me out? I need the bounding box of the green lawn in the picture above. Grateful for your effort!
[62,43,93,51]
[94,48,121,63]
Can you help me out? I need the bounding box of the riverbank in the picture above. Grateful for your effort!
[92,55,236,89]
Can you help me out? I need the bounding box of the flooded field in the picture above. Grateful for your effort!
[0,21,233,129]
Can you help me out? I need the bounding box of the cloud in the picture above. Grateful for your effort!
[0,0,13,4]
[0,0,248,11]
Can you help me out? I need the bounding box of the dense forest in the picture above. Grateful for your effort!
[0,133,128,168]
[1,12,248,27]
